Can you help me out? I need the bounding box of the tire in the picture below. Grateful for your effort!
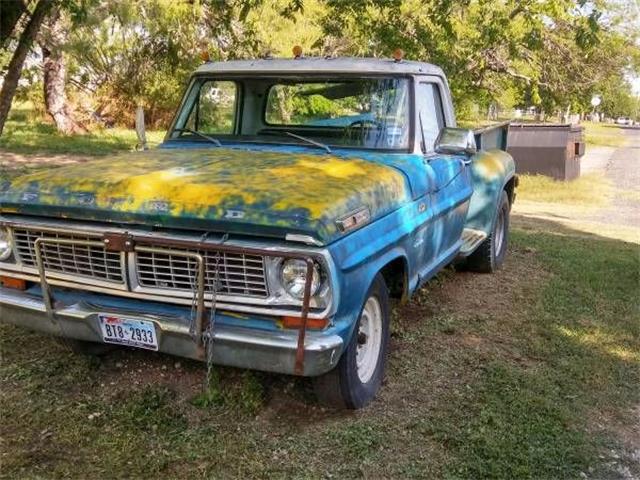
[314,273,390,409]
[56,337,115,356]
[466,190,510,273]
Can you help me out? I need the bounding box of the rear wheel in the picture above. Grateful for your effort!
[466,190,510,273]
[314,273,390,409]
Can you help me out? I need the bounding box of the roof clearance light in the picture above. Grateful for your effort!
[392,48,405,62]
[199,50,210,63]
[292,45,303,59]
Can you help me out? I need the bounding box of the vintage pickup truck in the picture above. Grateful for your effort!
[0,56,515,409]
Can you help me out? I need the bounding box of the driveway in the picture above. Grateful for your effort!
[591,127,640,227]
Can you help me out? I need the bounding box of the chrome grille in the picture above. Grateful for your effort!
[135,248,268,298]
[12,228,125,284]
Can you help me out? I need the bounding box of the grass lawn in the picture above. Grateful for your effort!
[0,106,637,478]
[582,121,627,148]
[0,106,165,157]
[516,172,614,207]
[1,224,638,478]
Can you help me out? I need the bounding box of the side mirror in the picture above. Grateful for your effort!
[434,127,477,156]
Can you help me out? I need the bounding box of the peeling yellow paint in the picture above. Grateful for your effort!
[473,150,508,180]
[3,148,409,225]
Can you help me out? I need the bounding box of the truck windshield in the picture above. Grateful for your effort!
[169,77,411,150]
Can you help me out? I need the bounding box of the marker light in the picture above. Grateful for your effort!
[392,48,405,62]
[292,45,303,58]
[1,276,26,290]
[281,316,328,330]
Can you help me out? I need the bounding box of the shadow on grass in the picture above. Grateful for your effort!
[0,216,638,478]
[429,216,639,479]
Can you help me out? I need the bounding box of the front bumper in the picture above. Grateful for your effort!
[0,287,343,376]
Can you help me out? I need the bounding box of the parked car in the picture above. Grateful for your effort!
[0,56,516,409]
[615,117,634,126]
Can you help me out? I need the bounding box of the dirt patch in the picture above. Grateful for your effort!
[587,404,640,479]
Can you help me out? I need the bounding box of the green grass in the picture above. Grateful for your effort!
[426,230,639,478]
[583,121,627,148]
[0,106,637,477]
[1,223,638,478]
[0,106,165,156]
[516,172,614,206]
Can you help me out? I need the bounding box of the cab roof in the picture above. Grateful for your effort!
[195,56,445,77]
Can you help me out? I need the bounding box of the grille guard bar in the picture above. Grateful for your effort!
[32,233,317,375]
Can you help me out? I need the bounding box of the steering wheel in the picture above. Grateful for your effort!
[345,119,382,143]
[347,119,381,131]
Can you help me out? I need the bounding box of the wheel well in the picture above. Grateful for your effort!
[504,176,517,205]
[380,257,408,301]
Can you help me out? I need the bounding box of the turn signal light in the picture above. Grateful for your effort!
[281,316,328,330]
[1,276,26,290]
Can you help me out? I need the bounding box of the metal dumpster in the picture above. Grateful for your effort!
[507,123,585,180]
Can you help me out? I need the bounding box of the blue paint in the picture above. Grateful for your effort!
[1,142,513,353]
[0,67,516,371]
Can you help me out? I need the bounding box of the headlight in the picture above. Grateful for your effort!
[280,259,321,299]
[0,228,12,261]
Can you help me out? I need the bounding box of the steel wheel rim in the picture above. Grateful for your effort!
[494,208,505,255]
[356,296,383,384]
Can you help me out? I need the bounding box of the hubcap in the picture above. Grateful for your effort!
[494,208,505,255]
[356,296,383,384]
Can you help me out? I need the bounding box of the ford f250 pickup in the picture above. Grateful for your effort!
[0,56,516,409]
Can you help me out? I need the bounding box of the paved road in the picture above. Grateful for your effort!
[513,126,640,243]
[592,127,640,227]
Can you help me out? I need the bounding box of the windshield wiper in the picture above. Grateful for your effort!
[174,128,222,147]
[284,131,332,154]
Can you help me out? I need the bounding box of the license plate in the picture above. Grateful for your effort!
[98,315,158,350]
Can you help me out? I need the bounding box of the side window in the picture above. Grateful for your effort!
[185,80,237,134]
[416,83,445,152]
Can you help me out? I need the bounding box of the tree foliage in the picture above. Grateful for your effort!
[320,0,639,116]
[2,0,639,133]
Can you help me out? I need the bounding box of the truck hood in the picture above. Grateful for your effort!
[0,148,411,245]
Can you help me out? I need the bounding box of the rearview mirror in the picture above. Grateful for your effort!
[434,128,477,156]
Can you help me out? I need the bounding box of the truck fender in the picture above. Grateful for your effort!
[333,248,408,344]
[464,149,516,235]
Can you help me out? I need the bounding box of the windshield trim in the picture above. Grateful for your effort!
[165,73,416,152]
[164,135,414,154]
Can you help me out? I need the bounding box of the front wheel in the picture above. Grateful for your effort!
[313,273,390,409]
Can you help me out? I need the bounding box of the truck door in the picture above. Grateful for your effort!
[415,81,472,261]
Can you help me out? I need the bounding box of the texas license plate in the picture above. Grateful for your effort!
[98,315,158,350]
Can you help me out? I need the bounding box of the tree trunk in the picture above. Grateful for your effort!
[40,10,84,134]
[0,0,27,46]
[0,0,54,136]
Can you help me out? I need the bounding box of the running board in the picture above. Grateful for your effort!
[459,228,488,256]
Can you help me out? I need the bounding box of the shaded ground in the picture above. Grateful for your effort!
[1,226,637,479]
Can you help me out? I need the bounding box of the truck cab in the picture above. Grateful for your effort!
[0,56,515,409]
